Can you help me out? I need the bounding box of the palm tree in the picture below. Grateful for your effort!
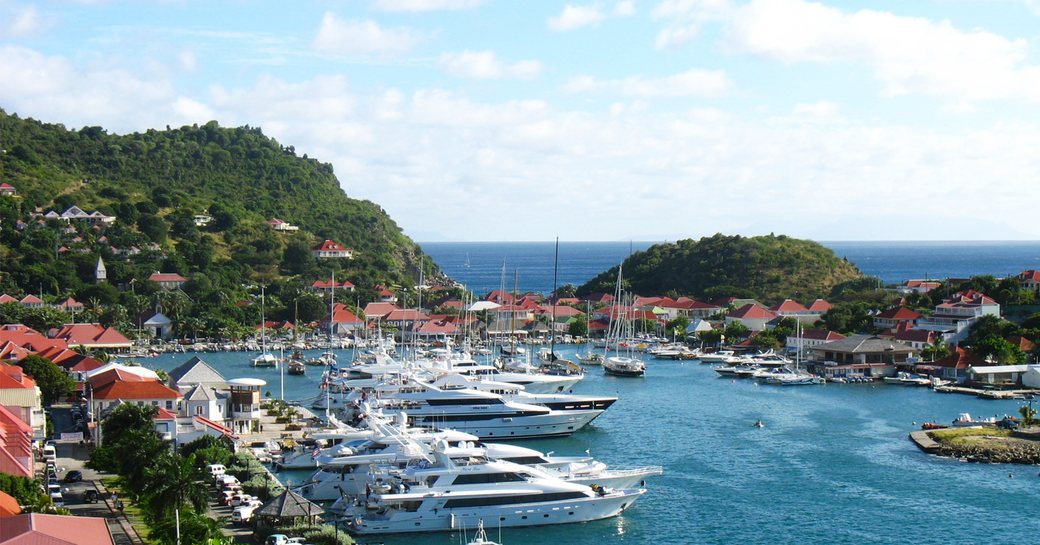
[142,452,210,544]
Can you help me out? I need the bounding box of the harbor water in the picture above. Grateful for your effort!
[145,347,1039,545]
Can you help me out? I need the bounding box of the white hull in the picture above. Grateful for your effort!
[405,408,604,440]
[345,489,645,535]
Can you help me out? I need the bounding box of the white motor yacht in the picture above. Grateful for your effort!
[341,443,646,535]
[603,356,645,377]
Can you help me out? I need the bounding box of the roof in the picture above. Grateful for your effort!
[728,304,777,320]
[769,299,810,313]
[0,490,20,516]
[18,295,42,305]
[311,279,355,289]
[327,303,362,325]
[384,309,428,322]
[168,356,227,387]
[148,272,188,283]
[0,513,115,544]
[815,335,916,354]
[52,324,131,348]
[931,347,987,370]
[313,239,350,252]
[876,307,922,320]
[363,302,399,319]
[1018,270,1040,282]
[0,363,36,390]
[256,488,323,518]
[795,330,845,341]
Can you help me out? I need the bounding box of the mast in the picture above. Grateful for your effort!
[328,271,335,349]
[549,237,559,360]
[260,285,266,355]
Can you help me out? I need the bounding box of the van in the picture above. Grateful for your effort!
[42,444,57,463]
[206,464,226,477]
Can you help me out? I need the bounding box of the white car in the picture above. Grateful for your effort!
[231,500,263,524]
[230,493,255,507]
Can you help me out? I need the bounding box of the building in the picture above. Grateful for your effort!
[0,183,16,197]
[785,329,846,354]
[0,363,44,440]
[725,304,778,332]
[0,513,116,545]
[363,302,399,322]
[267,218,300,232]
[227,378,265,435]
[873,307,922,331]
[1017,270,1040,294]
[312,239,353,259]
[916,290,1001,345]
[0,405,33,477]
[321,303,364,335]
[148,272,188,290]
[920,346,984,383]
[193,214,213,227]
[54,298,84,314]
[138,311,173,339]
[311,279,355,294]
[52,323,132,351]
[901,280,942,294]
[86,366,182,421]
[18,295,43,309]
[95,257,107,283]
[810,335,916,366]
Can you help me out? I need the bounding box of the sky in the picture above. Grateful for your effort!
[1,0,1040,242]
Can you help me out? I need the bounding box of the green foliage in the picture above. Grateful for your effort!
[665,316,689,340]
[970,337,1025,365]
[577,233,862,303]
[697,329,722,346]
[178,435,233,467]
[16,354,75,405]
[722,321,750,342]
[142,452,210,518]
[0,473,52,511]
[820,302,877,335]
[1020,403,1037,428]
[568,315,589,337]
[0,110,437,335]
[148,509,223,545]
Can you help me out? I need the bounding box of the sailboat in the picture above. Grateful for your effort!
[307,273,338,367]
[602,264,645,377]
[251,286,278,367]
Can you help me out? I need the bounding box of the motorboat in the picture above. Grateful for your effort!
[348,385,605,440]
[603,356,645,377]
[251,352,278,367]
[341,442,646,535]
[698,350,736,364]
[578,351,604,365]
[467,520,500,545]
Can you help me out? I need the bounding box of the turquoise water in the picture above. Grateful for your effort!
[145,347,1039,545]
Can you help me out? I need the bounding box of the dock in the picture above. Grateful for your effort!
[908,430,941,453]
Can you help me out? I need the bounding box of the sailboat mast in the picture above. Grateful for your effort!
[550,237,559,359]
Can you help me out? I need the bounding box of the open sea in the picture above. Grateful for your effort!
[420,240,1040,296]
[148,241,1040,544]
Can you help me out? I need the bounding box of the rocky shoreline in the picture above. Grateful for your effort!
[912,428,1040,464]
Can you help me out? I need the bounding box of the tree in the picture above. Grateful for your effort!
[1020,403,1037,428]
[666,316,690,340]
[921,339,951,362]
[142,452,210,518]
[16,355,75,405]
[568,315,588,337]
[138,213,168,243]
[970,337,1025,364]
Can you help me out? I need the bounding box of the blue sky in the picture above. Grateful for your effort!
[2,0,1040,241]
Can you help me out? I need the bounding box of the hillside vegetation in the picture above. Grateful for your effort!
[0,109,439,335]
[577,233,863,303]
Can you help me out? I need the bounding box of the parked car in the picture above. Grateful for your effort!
[230,493,254,507]
[265,534,289,545]
[231,500,263,524]
[63,470,83,483]
[206,464,226,478]
[83,489,98,503]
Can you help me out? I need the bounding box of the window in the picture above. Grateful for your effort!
[443,492,586,508]
[195,406,204,415]
[451,472,525,485]
[167,401,174,410]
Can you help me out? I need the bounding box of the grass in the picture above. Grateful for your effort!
[100,477,156,545]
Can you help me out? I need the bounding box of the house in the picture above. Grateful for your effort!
[915,290,1001,344]
[685,318,715,336]
[806,300,832,315]
[18,295,43,309]
[168,356,228,393]
[0,363,45,440]
[267,218,299,232]
[48,206,115,224]
[193,214,213,227]
[888,326,939,350]
[374,285,397,303]
[52,323,132,351]
[725,304,778,332]
[769,299,817,324]
[0,183,17,197]
[54,298,84,313]
[321,303,364,335]
[86,367,182,423]
[414,318,460,340]
[383,309,429,333]
[139,311,173,339]
[967,364,1037,388]
[920,346,984,383]
[810,335,916,367]
[312,239,353,259]
[873,307,922,331]
[1017,270,1040,294]
[901,280,942,294]
[363,302,399,322]
[785,329,846,354]
[0,295,16,305]
[148,271,188,290]
[0,405,33,477]
[0,513,116,545]
[227,378,265,435]
[311,279,355,294]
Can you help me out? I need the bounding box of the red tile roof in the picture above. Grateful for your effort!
[876,307,922,320]
[0,490,20,516]
[0,362,36,390]
[52,324,131,348]
[1018,270,1040,282]
[931,346,985,369]
[313,239,351,252]
[148,272,188,283]
[728,304,778,320]
[91,378,182,401]
[18,295,42,305]
[363,302,399,319]
[0,513,115,544]
[0,295,17,304]
[328,303,362,324]
[807,299,832,312]
[769,299,809,313]
[796,330,845,341]
[311,279,355,290]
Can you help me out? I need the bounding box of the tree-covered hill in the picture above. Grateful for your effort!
[577,233,864,303]
[0,109,441,336]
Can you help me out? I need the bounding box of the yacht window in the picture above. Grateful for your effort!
[501,456,549,465]
[451,472,525,485]
[443,491,587,508]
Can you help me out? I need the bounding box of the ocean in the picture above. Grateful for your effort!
[420,240,1040,296]
[145,347,1039,545]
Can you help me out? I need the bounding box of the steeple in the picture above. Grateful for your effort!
[95,256,107,283]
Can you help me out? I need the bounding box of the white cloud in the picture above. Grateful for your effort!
[372,0,483,11]
[548,4,607,31]
[654,24,700,49]
[439,50,542,80]
[565,69,732,97]
[0,3,42,38]
[312,13,421,55]
[791,101,838,118]
[614,1,636,16]
[178,50,197,72]
[651,0,733,48]
[724,0,1040,102]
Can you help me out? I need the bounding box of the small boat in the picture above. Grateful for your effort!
[578,352,604,365]
[603,356,645,377]
[754,420,764,428]
[467,520,500,545]
[287,359,306,375]
[251,352,278,367]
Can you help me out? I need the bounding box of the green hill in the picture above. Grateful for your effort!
[0,109,440,335]
[577,233,863,303]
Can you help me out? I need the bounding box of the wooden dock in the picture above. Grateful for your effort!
[908,430,941,453]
